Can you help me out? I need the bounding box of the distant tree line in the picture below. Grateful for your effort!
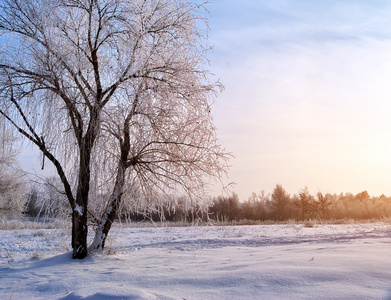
[208,184,391,222]
[3,131,389,224]
[20,183,391,223]
[3,178,391,223]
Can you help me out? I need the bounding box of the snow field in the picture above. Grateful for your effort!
[1,223,391,299]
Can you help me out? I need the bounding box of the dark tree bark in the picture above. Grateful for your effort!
[72,210,88,259]
[72,151,91,259]
[72,105,100,258]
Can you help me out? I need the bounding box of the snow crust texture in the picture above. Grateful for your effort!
[1,223,391,299]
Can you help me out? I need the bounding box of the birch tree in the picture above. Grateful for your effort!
[0,0,229,258]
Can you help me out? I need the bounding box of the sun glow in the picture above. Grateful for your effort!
[209,0,391,199]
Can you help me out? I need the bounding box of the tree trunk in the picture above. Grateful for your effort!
[72,207,88,259]
[89,164,125,252]
[89,111,132,252]
[72,137,95,258]
[72,162,90,259]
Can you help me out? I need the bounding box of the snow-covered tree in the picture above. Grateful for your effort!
[25,177,69,220]
[0,0,229,258]
[0,127,26,218]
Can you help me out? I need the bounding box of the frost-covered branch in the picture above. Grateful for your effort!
[0,0,229,257]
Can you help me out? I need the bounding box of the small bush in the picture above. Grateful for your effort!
[304,220,316,228]
[29,250,44,260]
[33,230,45,237]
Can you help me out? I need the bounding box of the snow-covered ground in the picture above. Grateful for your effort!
[1,222,391,299]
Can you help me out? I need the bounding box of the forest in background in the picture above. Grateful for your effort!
[3,176,391,224]
[208,185,391,223]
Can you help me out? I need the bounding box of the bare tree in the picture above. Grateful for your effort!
[296,187,316,220]
[269,184,290,221]
[316,192,333,220]
[0,0,229,258]
[25,177,69,220]
[89,71,228,250]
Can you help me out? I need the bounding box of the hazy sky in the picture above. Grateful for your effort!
[18,0,391,200]
[206,0,391,198]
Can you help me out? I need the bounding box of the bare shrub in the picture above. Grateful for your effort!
[304,220,316,228]
[29,249,44,260]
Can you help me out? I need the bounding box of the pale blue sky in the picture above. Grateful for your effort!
[207,0,391,198]
[18,1,391,200]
